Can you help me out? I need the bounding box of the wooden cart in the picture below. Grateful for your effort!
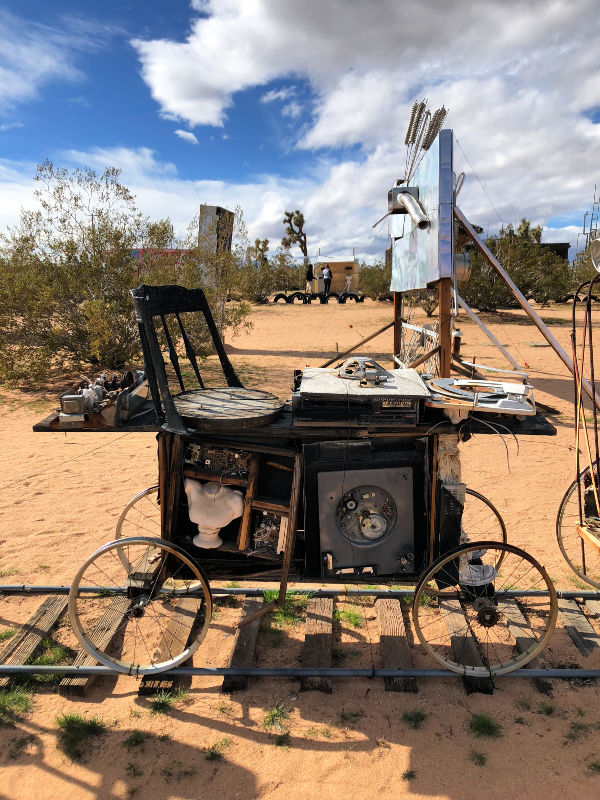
[35,283,558,679]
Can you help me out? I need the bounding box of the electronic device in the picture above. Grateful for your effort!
[184,444,251,479]
[292,358,430,427]
[303,440,428,578]
[424,377,536,424]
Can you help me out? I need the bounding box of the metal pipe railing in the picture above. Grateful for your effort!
[0,664,599,679]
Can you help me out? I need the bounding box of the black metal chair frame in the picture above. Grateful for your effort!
[130,284,243,434]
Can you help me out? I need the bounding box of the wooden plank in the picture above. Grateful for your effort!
[502,599,552,694]
[376,599,418,693]
[557,597,600,658]
[138,595,199,696]
[438,599,494,694]
[59,596,131,697]
[438,277,452,378]
[300,597,333,693]
[250,499,290,515]
[576,524,600,553]
[0,597,67,687]
[237,455,260,550]
[222,598,262,693]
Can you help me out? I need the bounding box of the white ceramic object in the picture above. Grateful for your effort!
[183,478,244,549]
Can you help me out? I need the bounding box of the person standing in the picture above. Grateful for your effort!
[344,273,352,293]
[305,262,314,294]
[322,264,332,297]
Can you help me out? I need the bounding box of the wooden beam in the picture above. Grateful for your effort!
[407,345,440,371]
[376,598,418,692]
[438,277,452,378]
[59,596,131,696]
[438,599,494,694]
[300,597,333,693]
[319,321,394,368]
[0,597,67,688]
[222,597,262,692]
[393,292,403,361]
[454,206,600,408]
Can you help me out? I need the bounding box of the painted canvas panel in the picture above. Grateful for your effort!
[390,129,453,292]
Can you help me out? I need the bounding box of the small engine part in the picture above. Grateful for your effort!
[336,485,397,546]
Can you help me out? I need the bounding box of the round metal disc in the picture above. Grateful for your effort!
[172,387,283,429]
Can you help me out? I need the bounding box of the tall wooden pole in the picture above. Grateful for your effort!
[438,277,452,377]
[393,292,403,361]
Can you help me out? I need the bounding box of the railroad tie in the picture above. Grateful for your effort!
[222,597,262,693]
[300,597,334,693]
[376,598,418,693]
[0,597,67,688]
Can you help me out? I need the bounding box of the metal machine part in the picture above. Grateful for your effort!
[337,357,390,386]
[293,365,430,427]
[336,485,396,545]
[184,444,251,478]
[425,377,536,423]
[318,467,414,576]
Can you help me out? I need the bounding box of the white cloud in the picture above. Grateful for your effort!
[0,11,116,113]
[0,121,23,132]
[282,101,302,119]
[174,129,199,145]
[261,87,294,104]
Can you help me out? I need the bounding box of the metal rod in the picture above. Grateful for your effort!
[455,206,600,409]
[319,320,394,368]
[2,585,600,599]
[455,292,523,371]
[0,664,599,679]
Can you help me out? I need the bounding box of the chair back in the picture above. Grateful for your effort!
[130,284,243,434]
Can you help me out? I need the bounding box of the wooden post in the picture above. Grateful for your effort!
[393,292,403,361]
[438,278,452,378]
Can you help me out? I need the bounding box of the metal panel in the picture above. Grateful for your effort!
[390,129,453,292]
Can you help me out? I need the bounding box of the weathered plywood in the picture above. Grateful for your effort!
[300,597,333,693]
[376,598,418,693]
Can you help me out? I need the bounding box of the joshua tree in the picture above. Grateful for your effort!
[281,210,308,259]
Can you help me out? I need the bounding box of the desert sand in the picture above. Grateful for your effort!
[1,298,600,800]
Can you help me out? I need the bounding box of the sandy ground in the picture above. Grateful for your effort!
[1,299,600,799]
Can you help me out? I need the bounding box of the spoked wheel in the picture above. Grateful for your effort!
[68,537,212,675]
[557,464,600,588]
[462,489,507,569]
[412,542,557,676]
[116,484,160,540]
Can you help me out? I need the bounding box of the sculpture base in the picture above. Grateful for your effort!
[192,531,223,549]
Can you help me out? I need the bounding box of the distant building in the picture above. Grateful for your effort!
[198,205,234,253]
[540,242,570,261]
[314,255,360,293]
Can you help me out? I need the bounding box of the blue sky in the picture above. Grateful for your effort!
[1,1,599,261]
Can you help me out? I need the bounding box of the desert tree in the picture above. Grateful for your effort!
[281,210,308,260]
